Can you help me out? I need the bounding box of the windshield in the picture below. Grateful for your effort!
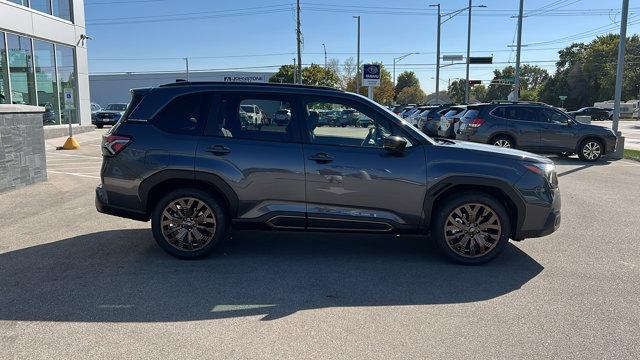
[241,105,256,113]
[106,104,128,111]
[443,108,464,117]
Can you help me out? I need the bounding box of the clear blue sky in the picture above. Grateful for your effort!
[85,0,639,93]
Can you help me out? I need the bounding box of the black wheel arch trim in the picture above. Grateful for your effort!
[421,175,526,235]
[138,169,239,217]
[488,132,517,146]
[576,135,606,154]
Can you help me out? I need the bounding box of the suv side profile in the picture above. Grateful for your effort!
[456,102,617,162]
[96,83,561,265]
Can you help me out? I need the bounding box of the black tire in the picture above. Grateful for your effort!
[432,192,511,265]
[96,124,104,129]
[151,188,227,259]
[577,138,603,162]
[490,135,515,149]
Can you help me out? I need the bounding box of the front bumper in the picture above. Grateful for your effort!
[513,178,562,240]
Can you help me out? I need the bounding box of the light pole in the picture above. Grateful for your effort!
[353,16,361,92]
[393,52,419,88]
[322,43,327,70]
[612,0,629,159]
[430,4,441,104]
[433,3,485,104]
[513,0,524,101]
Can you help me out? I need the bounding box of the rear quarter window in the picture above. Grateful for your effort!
[152,93,210,135]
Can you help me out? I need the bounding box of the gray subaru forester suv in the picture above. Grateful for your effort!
[96,82,561,264]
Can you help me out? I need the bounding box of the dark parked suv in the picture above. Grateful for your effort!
[96,83,561,264]
[456,101,617,161]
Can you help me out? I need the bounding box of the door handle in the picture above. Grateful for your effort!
[308,152,334,163]
[205,144,231,155]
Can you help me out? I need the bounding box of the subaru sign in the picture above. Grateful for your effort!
[362,64,381,87]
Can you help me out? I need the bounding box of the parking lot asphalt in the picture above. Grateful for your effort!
[594,120,640,150]
[1,129,639,359]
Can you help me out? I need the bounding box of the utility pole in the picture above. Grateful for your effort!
[184,58,190,82]
[613,0,629,136]
[322,43,327,83]
[354,16,361,92]
[296,0,302,84]
[293,58,297,84]
[465,0,473,104]
[431,4,442,104]
[514,0,524,101]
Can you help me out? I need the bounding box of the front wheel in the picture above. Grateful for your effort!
[578,139,603,162]
[151,188,227,259]
[491,135,514,149]
[432,192,511,265]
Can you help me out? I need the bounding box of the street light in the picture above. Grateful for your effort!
[353,16,361,92]
[393,52,419,89]
[430,2,485,104]
[322,43,328,83]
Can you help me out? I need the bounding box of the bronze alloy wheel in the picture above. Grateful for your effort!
[443,203,502,258]
[160,197,217,252]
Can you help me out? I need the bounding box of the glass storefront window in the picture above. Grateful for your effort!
[34,40,60,125]
[7,34,36,106]
[53,1,73,22]
[30,0,53,15]
[1,32,9,104]
[8,0,28,6]
[56,45,78,125]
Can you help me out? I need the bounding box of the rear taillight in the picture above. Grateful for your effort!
[102,134,132,156]
[468,118,486,128]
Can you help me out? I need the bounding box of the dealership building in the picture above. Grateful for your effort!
[89,71,276,106]
[0,0,91,126]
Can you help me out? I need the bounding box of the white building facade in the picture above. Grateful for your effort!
[89,71,275,106]
[0,0,90,126]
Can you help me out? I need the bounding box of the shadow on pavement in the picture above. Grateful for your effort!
[551,156,613,177]
[0,229,543,322]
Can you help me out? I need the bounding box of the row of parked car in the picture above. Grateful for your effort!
[391,101,618,162]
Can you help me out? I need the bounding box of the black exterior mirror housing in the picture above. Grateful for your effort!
[384,136,407,153]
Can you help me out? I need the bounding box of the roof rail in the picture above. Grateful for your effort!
[489,100,549,105]
[158,81,344,92]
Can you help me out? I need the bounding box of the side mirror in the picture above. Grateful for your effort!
[383,136,407,154]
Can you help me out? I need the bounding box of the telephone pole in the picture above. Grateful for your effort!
[431,4,442,104]
[296,0,302,84]
[184,58,190,82]
[354,16,361,92]
[514,0,524,101]
[464,0,472,104]
[613,0,629,136]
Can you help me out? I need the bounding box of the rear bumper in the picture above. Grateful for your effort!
[96,185,149,221]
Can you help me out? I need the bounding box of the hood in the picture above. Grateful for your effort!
[97,111,124,115]
[572,120,616,135]
[439,140,553,164]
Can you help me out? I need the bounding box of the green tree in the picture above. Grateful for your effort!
[470,84,487,103]
[269,65,295,84]
[395,71,420,97]
[485,65,549,101]
[397,86,427,104]
[447,79,466,104]
[269,63,339,88]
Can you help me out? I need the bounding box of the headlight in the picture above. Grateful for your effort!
[524,163,558,187]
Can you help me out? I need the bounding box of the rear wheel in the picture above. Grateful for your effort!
[577,139,603,162]
[151,188,227,259]
[490,135,514,149]
[432,192,511,265]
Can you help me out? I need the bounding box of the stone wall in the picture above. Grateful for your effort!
[0,106,47,193]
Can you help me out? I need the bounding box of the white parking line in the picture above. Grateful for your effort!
[47,162,102,167]
[47,170,101,179]
[46,153,102,159]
